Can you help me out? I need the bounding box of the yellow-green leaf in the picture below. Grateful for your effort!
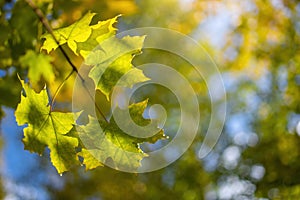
[87,36,149,100]
[19,50,55,88]
[79,100,166,171]
[77,15,119,59]
[15,78,80,174]
[41,11,96,54]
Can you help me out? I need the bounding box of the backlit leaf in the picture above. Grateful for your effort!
[87,36,149,100]
[19,50,55,89]
[41,11,96,54]
[15,78,80,174]
[77,16,119,59]
[79,100,165,171]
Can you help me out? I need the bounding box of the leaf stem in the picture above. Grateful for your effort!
[50,70,74,109]
[26,0,109,123]
[81,83,109,123]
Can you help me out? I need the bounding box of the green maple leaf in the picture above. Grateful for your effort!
[19,50,55,89]
[41,11,96,54]
[79,100,166,171]
[79,148,104,170]
[87,36,150,100]
[15,77,80,174]
[77,15,119,59]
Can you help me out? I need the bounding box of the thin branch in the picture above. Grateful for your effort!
[25,0,82,80]
[26,0,109,123]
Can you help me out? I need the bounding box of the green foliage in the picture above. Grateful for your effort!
[41,11,119,57]
[14,11,164,174]
[87,36,149,100]
[41,11,96,54]
[19,50,55,89]
[0,74,21,108]
[0,0,39,69]
[1,0,300,199]
[15,78,80,174]
[79,100,166,171]
[77,15,119,59]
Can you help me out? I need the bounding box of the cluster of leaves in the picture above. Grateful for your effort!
[3,0,300,199]
[15,11,165,174]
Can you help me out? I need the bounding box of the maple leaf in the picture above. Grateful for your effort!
[78,100,166,171]
[79,149,104,170]
[86,36,150,100]
[77,15,119,59]
[14,11,167,173]
[41,11,96,54]
[19,50,55,89]
[15,77,80,174]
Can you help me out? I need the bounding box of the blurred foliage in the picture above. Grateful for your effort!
[0,0,300,199]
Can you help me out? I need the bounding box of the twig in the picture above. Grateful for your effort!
[25,0,82,79]
[25,0,109,123]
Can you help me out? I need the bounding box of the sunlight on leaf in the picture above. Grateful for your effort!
[87,36,149,100]
[79,100,165,171]
[19,50,55,90]
[41,11,96,54]
[15,77,80,174]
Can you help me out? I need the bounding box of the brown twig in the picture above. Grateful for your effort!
[25,0,109,123]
